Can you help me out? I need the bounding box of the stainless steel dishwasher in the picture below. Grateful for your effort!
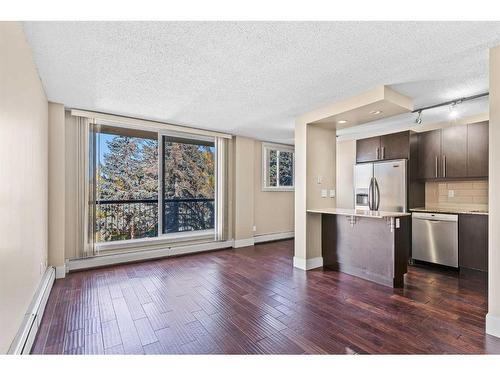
[412,212,458,267]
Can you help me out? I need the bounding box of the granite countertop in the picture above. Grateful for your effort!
[307,208,411,218]
[410,207,489,215]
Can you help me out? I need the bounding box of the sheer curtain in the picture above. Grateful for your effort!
[215,137,228,241]
[76,116,99,257]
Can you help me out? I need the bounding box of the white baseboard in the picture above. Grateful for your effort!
[293,256,324,270]
[8,267,55,354]
[233,238,255,248]
[254,231,294,244]
[486,313,500,338]
[55,265,66,279]
[68,240,233,271]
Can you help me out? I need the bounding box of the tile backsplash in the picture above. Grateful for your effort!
[425,180,488,210]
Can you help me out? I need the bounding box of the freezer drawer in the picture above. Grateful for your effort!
[412,212,458,267]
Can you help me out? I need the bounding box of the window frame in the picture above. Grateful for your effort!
[261,142,295,192]
[91,121,219,249]
[158,129,217,238]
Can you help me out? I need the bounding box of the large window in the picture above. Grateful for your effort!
[92,125,218,245]
[262,142,294,191]
[161,135,215,234]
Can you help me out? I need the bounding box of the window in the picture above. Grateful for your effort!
[91,124,223,247]
[161,135,215,234]
[262,142,294,191]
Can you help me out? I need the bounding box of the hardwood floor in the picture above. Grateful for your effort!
[32,239,500,354]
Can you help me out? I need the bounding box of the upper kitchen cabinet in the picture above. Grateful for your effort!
[441,125,467,178]
[356,131,411,163]
[416,121,489,180]
[356,136,381,162]
[417,129,441,179]
[467,121,489,178]
[380,131,410,160]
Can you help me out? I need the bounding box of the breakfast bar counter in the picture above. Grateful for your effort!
[308,208,410,288]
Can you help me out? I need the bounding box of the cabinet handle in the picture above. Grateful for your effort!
[435,156,438,178]
[376,147,380,160]
[381,147,385,159]
[443,155,446,178]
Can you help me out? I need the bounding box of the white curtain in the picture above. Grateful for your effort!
[76,116,98,257]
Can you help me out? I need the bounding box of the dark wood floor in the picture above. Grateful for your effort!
[32,239,500,354]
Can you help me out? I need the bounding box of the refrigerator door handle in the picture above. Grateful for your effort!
[368,177,374,210]
[374,177,381,211]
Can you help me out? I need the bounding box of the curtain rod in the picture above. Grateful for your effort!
[412,92,489,113]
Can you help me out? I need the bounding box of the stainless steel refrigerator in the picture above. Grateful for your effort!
[354,159,407,212]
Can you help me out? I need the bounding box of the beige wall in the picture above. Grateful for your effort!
[0,22,48,353]
[233,136,255,241]
[48,103,66,271]
[336,139,356,209]
[487,45,500,337]
[253,141,294,236]
[294,118,336,264]
[232,136,294,241]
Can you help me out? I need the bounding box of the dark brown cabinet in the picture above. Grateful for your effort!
[441,125,467,178]
[467,121,489,178]
[416,122,489,180]
[356,136,381,163]
[380,131,410,160]
[356,131,411,163]
[417,129,441,179]
[459,214,488,272]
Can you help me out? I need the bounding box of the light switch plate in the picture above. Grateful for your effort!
[321,189,327,198]
[448,190,455,198]
[329,189,336,198]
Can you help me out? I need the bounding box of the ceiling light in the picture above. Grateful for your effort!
[415,110,423,125]
[337,120,348,124]
[449,102,458,119]
[370,110,383,115]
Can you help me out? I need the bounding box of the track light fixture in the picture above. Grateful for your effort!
[415,110,423,125]
[411,92,488,124]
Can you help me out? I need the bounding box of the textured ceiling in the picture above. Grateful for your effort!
[23,21,500,144]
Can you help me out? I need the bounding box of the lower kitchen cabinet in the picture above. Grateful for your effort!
[459,214,488,272]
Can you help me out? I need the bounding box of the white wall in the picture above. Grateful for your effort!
[487,45,500,338]
[0,22,48,353]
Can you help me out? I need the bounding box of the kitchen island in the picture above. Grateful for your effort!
[308,208,411,288]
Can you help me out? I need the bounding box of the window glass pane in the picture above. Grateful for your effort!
[268,149,278,187]
[278,151,293,186]
[162,136,215,234]
[95,126,158,242]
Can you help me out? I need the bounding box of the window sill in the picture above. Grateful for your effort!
[261,187,294,192]
[96,230,215,253]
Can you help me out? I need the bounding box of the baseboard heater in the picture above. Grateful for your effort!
[8,266,55,354]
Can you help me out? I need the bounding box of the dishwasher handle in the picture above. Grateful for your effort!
[412,212,458,222]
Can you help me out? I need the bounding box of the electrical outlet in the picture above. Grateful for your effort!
[321,189,327,198]
[252,225,256,232]
[317,176,323,184]
[448,190,455,198]
[329,189,336,198]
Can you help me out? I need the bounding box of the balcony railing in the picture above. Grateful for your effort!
[95,198,214,242]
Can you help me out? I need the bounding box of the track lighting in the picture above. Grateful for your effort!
[412,92,488,123]
[415,110,423,125]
